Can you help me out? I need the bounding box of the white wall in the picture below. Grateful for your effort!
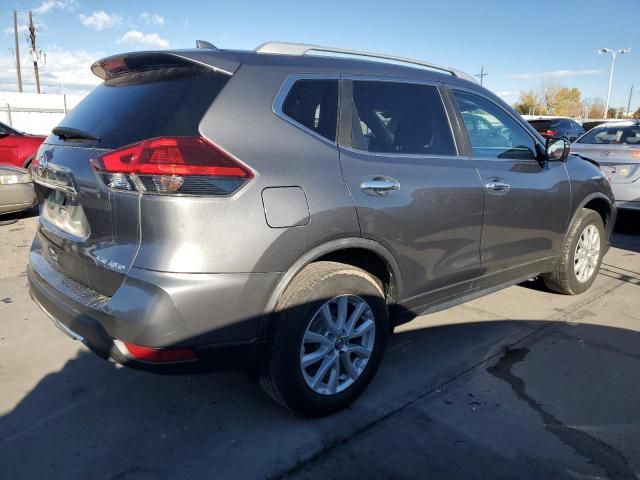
[0,91,87,135]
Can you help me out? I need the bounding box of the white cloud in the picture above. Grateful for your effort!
[495,90,520,99]
[0,48,103,94]
[140,12,165,26]
[34,0,77,14]
[119,30,169,49]
[79,11,122,31]
[508,69,603,80]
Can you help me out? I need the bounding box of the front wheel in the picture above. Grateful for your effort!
[260,261,389,417]
[543,208,605,295]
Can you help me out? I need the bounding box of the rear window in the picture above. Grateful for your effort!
[51,67,228,149]
[281,79,338,142]
[578,125,640,145]
[528,120,553,131]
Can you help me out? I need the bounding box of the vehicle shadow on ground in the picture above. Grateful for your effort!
[1,314,639,480]
[1,211,638,479]
[611,210,640,254]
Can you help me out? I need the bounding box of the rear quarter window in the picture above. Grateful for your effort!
[50,67,229,149]
[281,79,339,142]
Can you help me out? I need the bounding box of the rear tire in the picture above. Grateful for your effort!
[543,209,605,295]
[260,261,388,417]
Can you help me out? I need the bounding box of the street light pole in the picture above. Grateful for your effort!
[599,47,631,119]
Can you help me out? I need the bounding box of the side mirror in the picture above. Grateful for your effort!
[546,137,570,162]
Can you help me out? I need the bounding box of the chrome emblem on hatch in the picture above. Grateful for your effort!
[37,155,48,176]
[600,151,612,157]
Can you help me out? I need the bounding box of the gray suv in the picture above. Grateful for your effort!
[28,42,615,416]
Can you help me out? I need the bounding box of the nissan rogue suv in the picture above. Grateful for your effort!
[28,42,615,416]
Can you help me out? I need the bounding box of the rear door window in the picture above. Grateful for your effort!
[50,67,229,149]
[281,79,338,142]
[349,81,456,156]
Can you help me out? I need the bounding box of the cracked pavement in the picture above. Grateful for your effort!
[1,210,639,480]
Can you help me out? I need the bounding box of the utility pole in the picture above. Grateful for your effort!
[13,11,23,93]
[475,65,488,86]
[626,85,634,117]
[28,11,40,94]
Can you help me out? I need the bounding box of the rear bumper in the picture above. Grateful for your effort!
[611,183,640,205]
[28,242,280,373]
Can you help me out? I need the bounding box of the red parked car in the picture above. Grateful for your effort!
[0,120,46,167]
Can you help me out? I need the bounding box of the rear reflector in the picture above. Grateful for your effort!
[123,341,197,363]
[91,136,252,195]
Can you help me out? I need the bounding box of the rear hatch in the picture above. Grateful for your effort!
[573,144,640,184]
[32,51,238,296]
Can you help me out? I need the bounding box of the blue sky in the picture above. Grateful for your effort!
[1,0,639,111]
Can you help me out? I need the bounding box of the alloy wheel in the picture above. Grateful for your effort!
[300,295,376,395]
[574,224,600,283]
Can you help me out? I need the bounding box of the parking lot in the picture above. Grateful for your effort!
[0,210,639,479]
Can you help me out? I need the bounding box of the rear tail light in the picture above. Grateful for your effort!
[91,136,252,196]
[543,129,557,137]
[122,341,197,363]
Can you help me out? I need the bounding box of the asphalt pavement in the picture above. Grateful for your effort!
[1,209,639,480]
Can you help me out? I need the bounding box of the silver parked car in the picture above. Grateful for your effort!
[28,41,615,416]
[571,120,640,211]
[0,165,36,215]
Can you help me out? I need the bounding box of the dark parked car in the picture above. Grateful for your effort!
[571,120,640,211]
[0,121,46,167]
[528,117,585,142]
[28,42,615,416]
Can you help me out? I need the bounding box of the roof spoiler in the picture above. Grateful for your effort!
[91,50,240,80]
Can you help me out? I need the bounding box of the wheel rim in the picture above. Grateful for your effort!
[300,295,376,396]
[574,224,601,283]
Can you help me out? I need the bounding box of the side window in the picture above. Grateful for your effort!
[350,81,456,156]
[281,79,338,142]
[452,90,537,160]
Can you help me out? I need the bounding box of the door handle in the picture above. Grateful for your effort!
[360,176,400,196]
[485,178,511,195]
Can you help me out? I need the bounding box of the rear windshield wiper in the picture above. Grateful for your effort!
[52,126,100,142]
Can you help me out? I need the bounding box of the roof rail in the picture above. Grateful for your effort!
[255,41,476,83]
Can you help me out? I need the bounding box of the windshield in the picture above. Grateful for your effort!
[578,124,640,145]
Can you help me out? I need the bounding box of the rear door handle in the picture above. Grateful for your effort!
[360,176,400,196]
[485,178,511,195]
